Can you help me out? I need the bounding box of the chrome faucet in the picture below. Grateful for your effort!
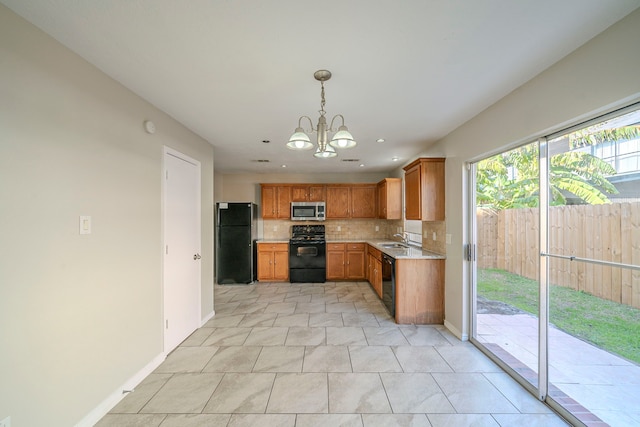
[393,232,408,244]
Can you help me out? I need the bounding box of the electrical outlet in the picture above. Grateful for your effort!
[375,225,379,231]
[337,226,341,231]
[432,232,437,241]
[273,225,278,232]
[0,416,11,427]
[446,234,452,244]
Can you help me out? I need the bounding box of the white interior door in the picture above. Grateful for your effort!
[163,147,201,353]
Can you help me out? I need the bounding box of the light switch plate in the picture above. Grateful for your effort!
[432,232,437,241]
[446,234,452,244]
[79,215,91,235]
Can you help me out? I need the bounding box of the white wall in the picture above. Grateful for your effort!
[0,6,214,426]
[430,9,640,339]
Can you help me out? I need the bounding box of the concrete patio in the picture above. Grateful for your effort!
[477,312,640,426]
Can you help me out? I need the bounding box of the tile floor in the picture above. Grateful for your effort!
[96,282,569,427]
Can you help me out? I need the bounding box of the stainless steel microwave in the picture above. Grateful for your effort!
[291,201,326,221]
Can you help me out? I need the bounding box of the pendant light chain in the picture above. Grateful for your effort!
[319,80,326,117]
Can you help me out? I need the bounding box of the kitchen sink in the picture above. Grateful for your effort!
[380,242,409,249]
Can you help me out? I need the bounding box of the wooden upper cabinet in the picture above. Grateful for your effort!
[292,185,326,202]
[260,184,292,219]
[326,186,351,218]
[326,185,376,219]
[277,186,292,218]
[377,178,402,219]
[403,158,445,221]
[261,185,277,219]
[351,185,377,218]
[261,182,377,220]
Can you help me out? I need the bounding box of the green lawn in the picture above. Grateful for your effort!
[478,268,640,364]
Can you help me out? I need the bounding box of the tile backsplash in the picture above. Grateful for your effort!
[261,218,447,256]
[262,219,402,241]
[421,221,446,255]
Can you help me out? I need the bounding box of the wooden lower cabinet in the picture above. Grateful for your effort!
[326,243,345,280]
[367,245,383,298]
[346,243,366,279]
[327,242,366,280]
[395,259,445,324]
[257,242,289,282]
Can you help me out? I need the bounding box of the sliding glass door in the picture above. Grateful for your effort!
[544,110,640,426]
[472,141,541,390]
[470,105,640,426]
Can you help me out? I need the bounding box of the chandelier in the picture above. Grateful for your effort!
[286,70,356,158]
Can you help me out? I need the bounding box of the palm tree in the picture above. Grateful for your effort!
[476,123,640,209]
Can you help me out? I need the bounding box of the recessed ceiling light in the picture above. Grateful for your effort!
[281,164,287,168]
[392,156,400,162]
[377,138,385,143]
[359,164,365,167]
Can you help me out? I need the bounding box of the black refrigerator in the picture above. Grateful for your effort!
[215,202,257,284]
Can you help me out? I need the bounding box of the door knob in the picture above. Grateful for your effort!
[193,254,201,260]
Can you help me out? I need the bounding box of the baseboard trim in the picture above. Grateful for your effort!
[201,309,215,327]
[444,319,469,341]
[74,352,166,427]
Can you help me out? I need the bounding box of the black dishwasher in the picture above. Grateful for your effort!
[381,254,395,317]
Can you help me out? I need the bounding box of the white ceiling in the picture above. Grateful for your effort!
[3,0,639,174]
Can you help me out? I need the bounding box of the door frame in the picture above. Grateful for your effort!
[162,146,201,354]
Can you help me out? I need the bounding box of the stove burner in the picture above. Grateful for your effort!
[291,224,325,241]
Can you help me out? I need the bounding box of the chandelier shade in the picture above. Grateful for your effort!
[314,144,337,158]
[286,127,313,150]
[329,125,356,149]
[288,70,356,159]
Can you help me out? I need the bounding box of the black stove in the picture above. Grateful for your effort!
[289,225,326,283]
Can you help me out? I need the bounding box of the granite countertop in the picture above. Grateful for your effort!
[257,238,445,260]
[364,240,446,260]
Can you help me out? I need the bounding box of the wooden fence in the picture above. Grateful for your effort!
[477,203,640,309]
